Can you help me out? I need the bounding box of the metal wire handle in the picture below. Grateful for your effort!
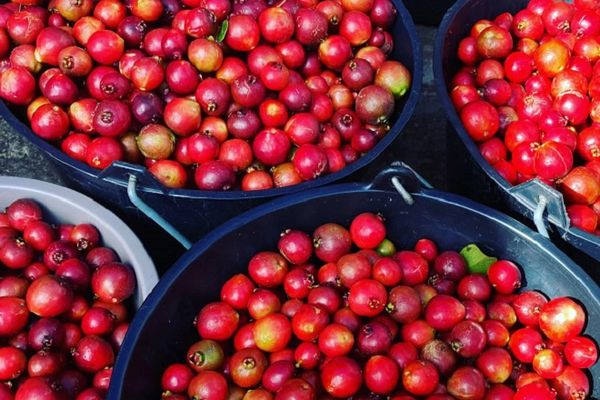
[533,195,550,239]
[127,175,193,250]
[391,176,415,205]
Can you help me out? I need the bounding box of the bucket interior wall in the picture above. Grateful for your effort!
[111,187,600,398]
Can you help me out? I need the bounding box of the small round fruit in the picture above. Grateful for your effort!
[364,355,399,395]
[196,302,239,341]
[402,360,439,396]
[253,313,292,353]
[320,356,362,398]
[460,100,499,142]
[539,297,585,343]
[564,336,598,369]
[350,212,386,249]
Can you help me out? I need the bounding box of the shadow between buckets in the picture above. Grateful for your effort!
[109,165,600,399]
[0,0,422,273]
[433,0,600,279]
[403,0,456,26]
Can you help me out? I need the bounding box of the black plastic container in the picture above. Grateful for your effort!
[109,166,600,399]
[434,0,600,273]
[0,0,422,270]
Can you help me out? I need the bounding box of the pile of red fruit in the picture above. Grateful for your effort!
[0,0,411,191]
[160,212,597,400]
[0,198,137,399]
[450,0,600,234]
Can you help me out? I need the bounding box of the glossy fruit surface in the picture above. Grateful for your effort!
[158,212,599,400]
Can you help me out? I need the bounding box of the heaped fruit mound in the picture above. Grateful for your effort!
[0,0,412,192]
[160,211,598,399]
[0,198,137,399]
[449,0,600,235]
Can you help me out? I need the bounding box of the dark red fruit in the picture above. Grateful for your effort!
[509,327,544,363]
[229,348,268,388]
[386,285,421,324]
[313,223,352,263]
[364,355,399,395]
[434,251,467,281]
[91,262,135,303]
[196,302,239,341]
[447,367,487,400]
[292,304,329,342]
[402,360,439,396]
[26,276,73,317]
[355,84,395,125]
[448,320,487,358]
[320,356,362,398]
[564,336,598,369]
[425,295,466,331]
[420,339,457,377]
[357,320,393,355]
[513,290,548,326]
[73,335,114,373]
[275,378,315,400]
[28,318,66,351]
[262,360,295,392]
[187,371,228,400]
[221,274,255,310]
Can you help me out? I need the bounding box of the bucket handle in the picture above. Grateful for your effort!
[367,161,435,207]
[127,175,193,249]
[367,161,434,196]
[372,164,561,240]
[97,162,194,250]
[124,162,427,251]
[508,179,570,239]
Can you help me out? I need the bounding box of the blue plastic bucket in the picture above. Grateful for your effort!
[433,0,600,272]
[108,165,600,399]
[0,0,422,270]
